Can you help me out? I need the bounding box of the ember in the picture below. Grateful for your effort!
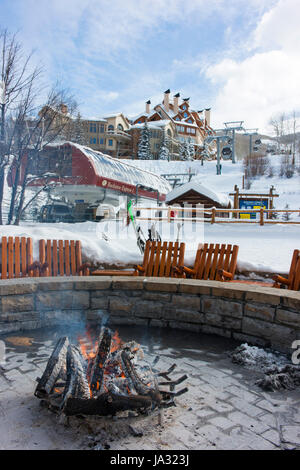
[34,327,188,417]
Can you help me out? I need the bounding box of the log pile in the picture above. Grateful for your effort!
[35,327,188,417]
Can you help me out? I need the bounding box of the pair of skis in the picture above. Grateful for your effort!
[127,200,146,254]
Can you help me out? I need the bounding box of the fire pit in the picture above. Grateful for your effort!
[34,327,188,418]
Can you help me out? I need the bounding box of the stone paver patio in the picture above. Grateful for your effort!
[0,324,299,450]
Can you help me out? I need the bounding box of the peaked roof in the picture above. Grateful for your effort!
[166,180,231,207]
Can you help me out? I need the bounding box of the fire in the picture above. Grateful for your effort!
[110,331,124,353]
[77,329,132,397]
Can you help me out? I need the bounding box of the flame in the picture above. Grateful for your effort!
[77,329,138,398]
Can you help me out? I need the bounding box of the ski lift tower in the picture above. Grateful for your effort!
[223,121,244,164]
[205,134,231,175]
[243,128,259,159]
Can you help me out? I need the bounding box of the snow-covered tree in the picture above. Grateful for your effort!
[158,129,170,161]
[70,112,86,145]
[179,139,194,161]
[137,121,152,160]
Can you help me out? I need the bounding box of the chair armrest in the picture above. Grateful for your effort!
[134,264,145,273]
[272,274,290,288]
[218,269,233,281]
[182,266,196,276]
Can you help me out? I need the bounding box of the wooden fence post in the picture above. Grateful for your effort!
[260,208,264,226]
[211,207,216,224]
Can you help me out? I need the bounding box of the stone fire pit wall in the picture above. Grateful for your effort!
[0,277,299,353]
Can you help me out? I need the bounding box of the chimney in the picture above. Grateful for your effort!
[205,108,211,127]
[163,89,170,112]
[173,93,180,115]
[146,100,151,114]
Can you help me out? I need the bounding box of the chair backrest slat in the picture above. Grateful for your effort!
[14,237,20,278]
[194,243,238,281]
[290,249,300,290]
[141,240,185,278]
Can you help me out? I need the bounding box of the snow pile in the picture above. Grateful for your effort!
[230,343,300,391]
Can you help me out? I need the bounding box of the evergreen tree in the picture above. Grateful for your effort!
[71,112,86,145]
[138,121,152,159]
[158,129,170,161]
[179,139,193,161]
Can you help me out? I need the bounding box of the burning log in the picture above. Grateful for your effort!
[89,327,112,394]
[35,327,188,418]
[35,336,69,398]
[61,345,91,411]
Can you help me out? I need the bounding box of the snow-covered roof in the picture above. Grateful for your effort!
[69,143,172,194]
[130,120,171,130]
[166,180,231,207]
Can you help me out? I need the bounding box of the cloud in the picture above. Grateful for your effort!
[204,0,300,132]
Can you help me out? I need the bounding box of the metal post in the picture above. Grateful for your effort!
[249,134,252,158]
[216,138,221,175]
[232,129,236,163]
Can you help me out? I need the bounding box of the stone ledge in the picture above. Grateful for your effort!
[0,276,298,353]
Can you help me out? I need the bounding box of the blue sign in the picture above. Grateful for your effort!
[239,198,268,219]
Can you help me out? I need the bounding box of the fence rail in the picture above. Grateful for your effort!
[133,206,300,225]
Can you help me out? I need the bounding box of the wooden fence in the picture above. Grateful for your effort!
[133,206,300,225]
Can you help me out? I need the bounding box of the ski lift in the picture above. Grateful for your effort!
[254,139,261,145]
[222,146,232,160]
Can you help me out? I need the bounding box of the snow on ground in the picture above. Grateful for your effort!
[2,154,299,275]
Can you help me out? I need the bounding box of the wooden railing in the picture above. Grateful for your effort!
[133,206,300,225]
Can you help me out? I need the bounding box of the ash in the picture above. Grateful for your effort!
[230,343,289,372]
[230,343,300,391]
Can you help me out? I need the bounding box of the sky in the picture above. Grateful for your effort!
[1,0,300,134]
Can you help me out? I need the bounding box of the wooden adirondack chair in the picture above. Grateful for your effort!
[36,239,90,277]
[176,243,239,281]
[91,240,185,277]
[0,236,35,279]
[272,249,300,290]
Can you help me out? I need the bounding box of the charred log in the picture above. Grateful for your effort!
[63,392,153,417]
[35,336,69,398]
[61,344,91,411]
[89,327,112,394]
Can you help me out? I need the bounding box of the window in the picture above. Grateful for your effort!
[191,128,196,134]
[93,138,96,144]
[90,137,93,144]
[89,123,97,133]
[187,118,193,123]
[183,112,188,118]
[117,123,124,131]
[108,139,113,146]
[100,138,104,145]
[100,124,105,133]
[187,127,191,133]
[167,129,172,137]
[182,104,186,110]
[108,125,114,131]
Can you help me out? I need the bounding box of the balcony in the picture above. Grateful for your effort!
[105,130,131,142]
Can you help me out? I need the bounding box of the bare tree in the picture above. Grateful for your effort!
[0,28,43,224]
[269,113,286,152]
[7,85,77,225]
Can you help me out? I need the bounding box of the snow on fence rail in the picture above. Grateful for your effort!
[133,206,300,225]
